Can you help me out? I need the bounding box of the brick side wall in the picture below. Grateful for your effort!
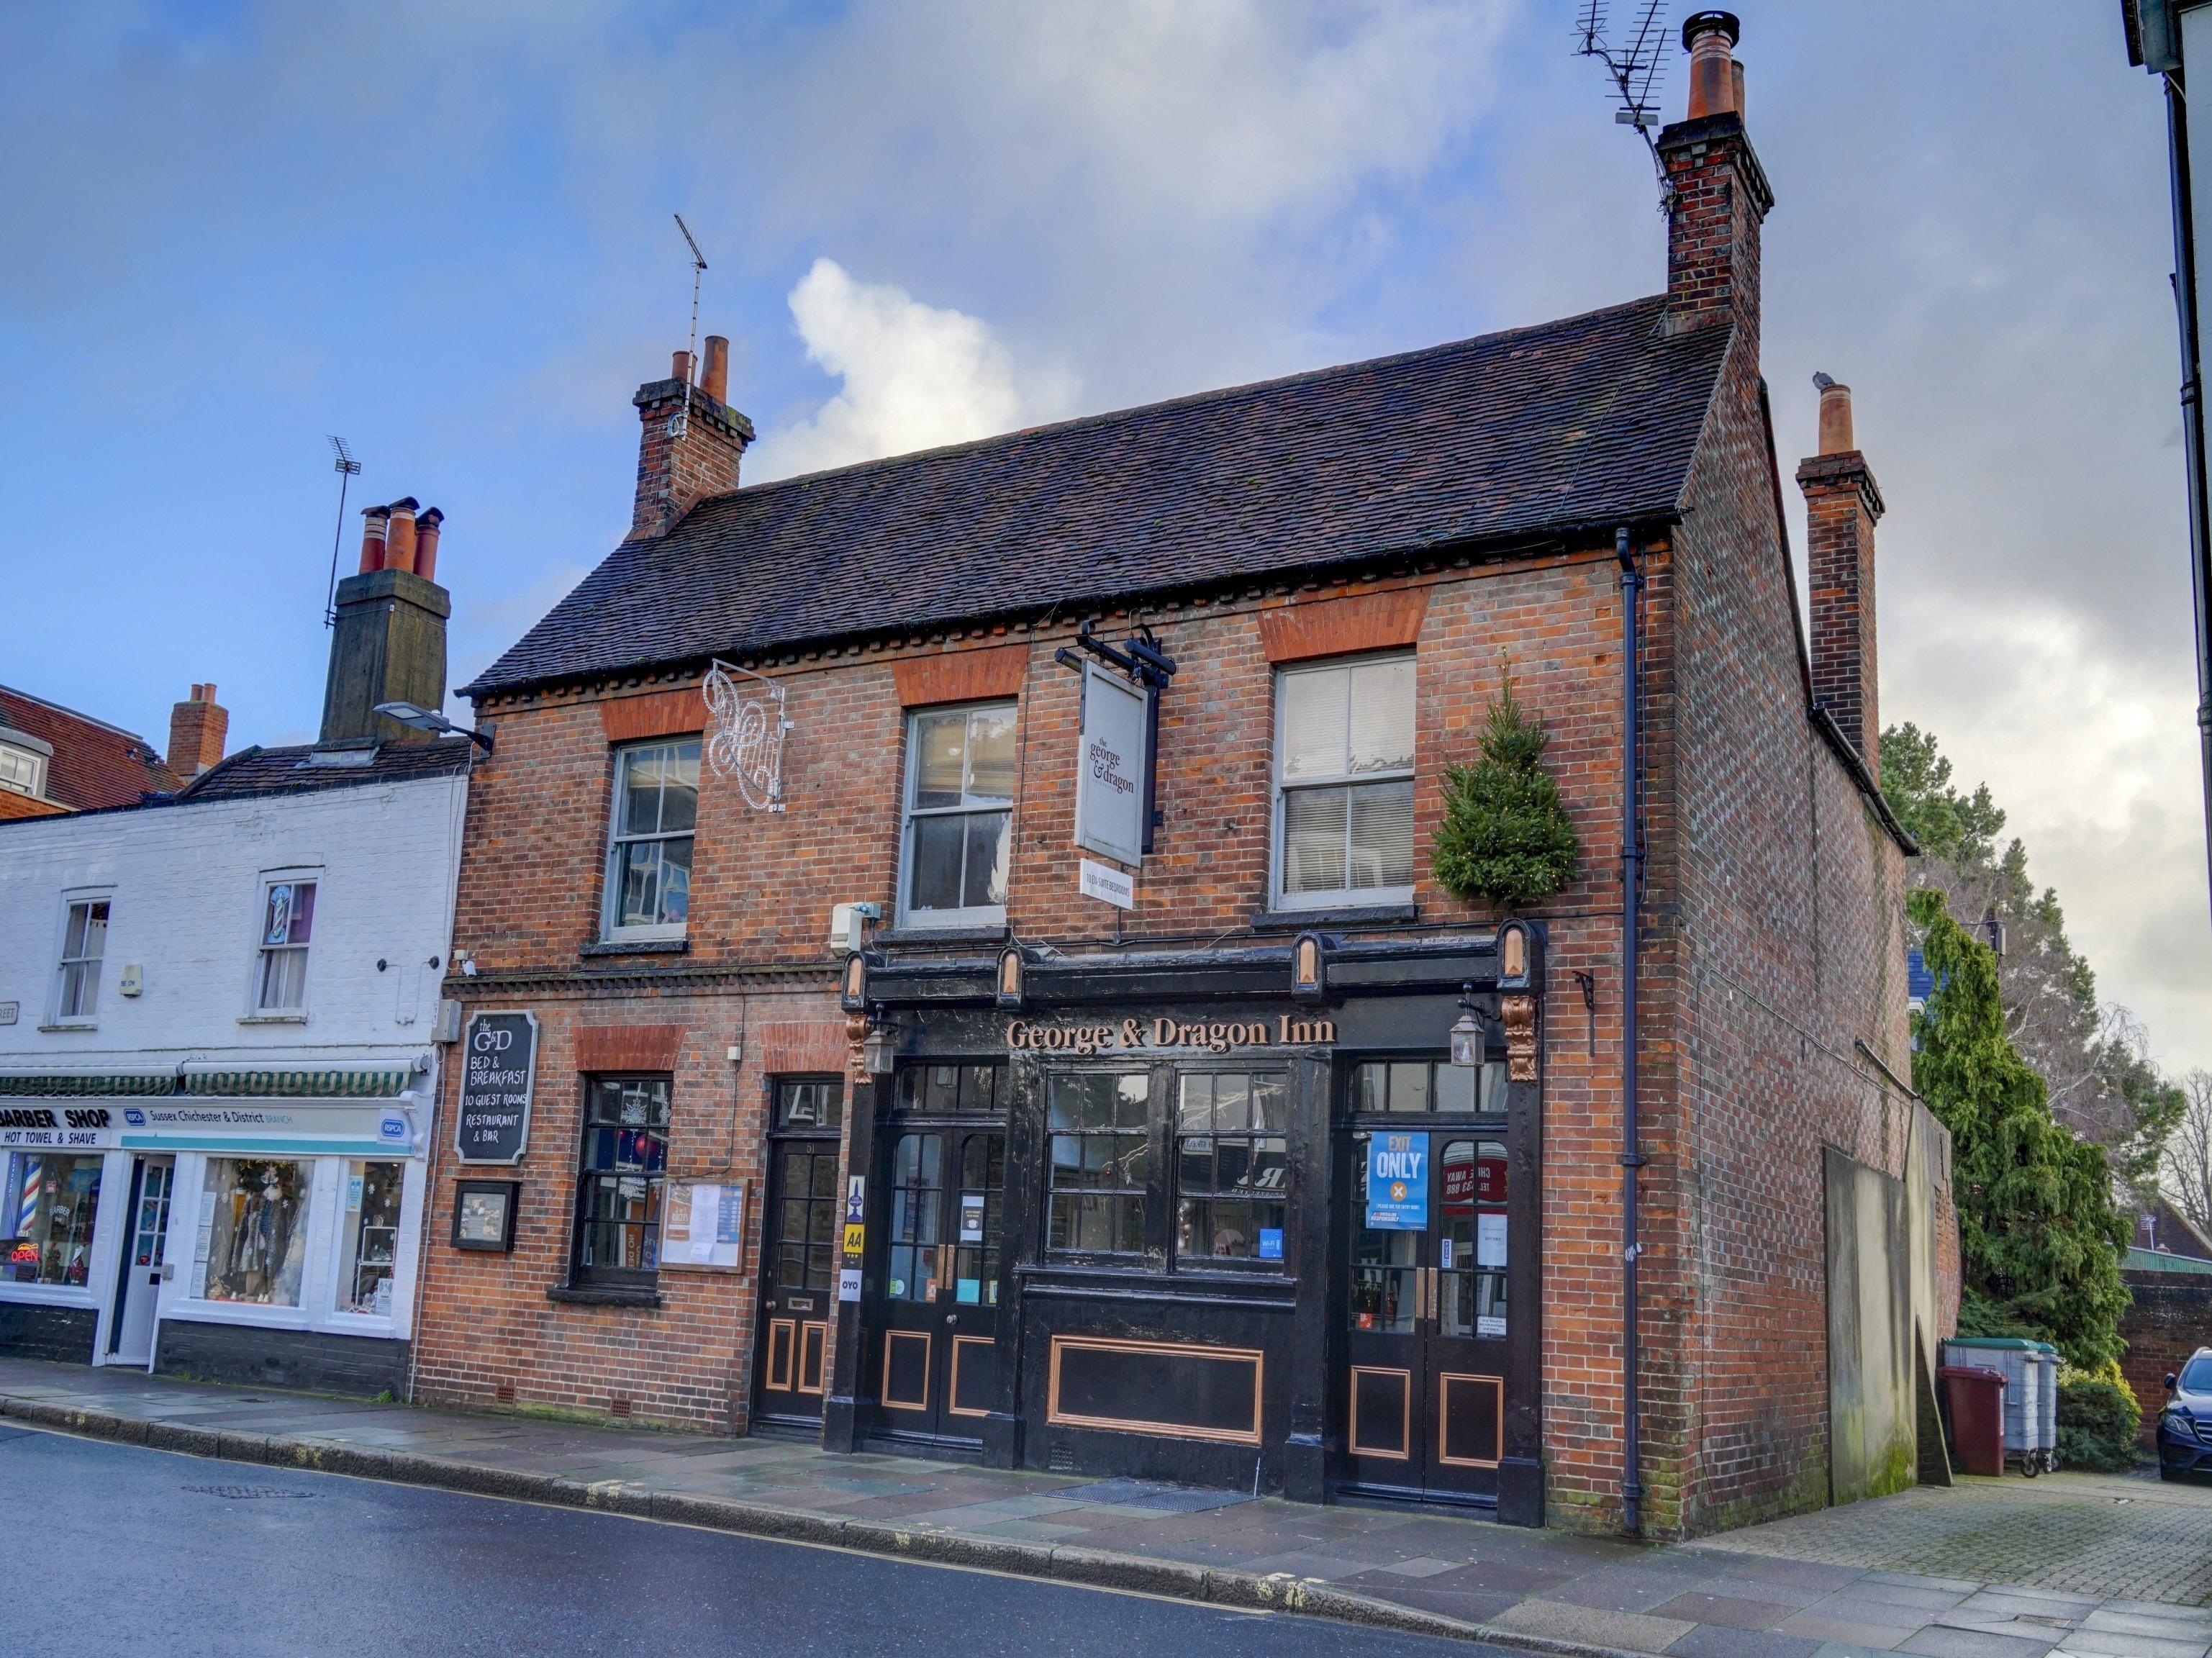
[2121,1272,2212,1443]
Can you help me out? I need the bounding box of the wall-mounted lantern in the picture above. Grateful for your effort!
[996,945,1027,1011]
[862,1020,897,1076]
[840,951,869,1014]
[1291,932,1326,1002]
[1449,982,1484,1069]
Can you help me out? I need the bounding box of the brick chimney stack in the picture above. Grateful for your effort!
[1798,375,1886,770]
[322,497,452,746]
[631,332,753,539]
[166,683,229,779]
[1658,12,1772,352]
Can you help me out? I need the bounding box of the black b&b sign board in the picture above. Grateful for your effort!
[457,1011,538,1164]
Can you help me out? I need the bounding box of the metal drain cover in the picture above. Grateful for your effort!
[184,1485,317,1500]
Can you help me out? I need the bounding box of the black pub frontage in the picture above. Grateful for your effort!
[819,925,1546,1526]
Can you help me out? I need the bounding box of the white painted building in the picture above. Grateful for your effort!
[0,494,471,1392]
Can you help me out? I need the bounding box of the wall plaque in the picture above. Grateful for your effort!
[456,1010,538,1164]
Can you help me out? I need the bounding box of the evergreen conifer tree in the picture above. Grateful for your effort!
[1432,676,1578,910]
[1908,887,2130,1369]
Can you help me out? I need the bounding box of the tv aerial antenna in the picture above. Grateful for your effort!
[1577,1,1674,211]
[672,212,707,440]
[322,435,362,628]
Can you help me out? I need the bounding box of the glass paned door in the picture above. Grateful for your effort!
[873,1123,1007,1442]
[107,1157,173,1365]
[754,1138,839,1424]
[1340,1131,1509,1499]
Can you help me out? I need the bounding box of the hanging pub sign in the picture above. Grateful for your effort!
[1073,662,1148,869]
[455,1011,538,1164]
[1366,1131,1430,1230]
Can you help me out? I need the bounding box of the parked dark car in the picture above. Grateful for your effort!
[2157,1349,2212,1481]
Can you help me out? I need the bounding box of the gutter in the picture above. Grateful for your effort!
[1808,705,1918,857]
[2163,65,2212,919]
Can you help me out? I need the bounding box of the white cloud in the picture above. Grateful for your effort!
[745,258,1076,481]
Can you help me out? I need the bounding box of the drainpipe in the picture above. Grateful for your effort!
[1615,525,1646,1536]
[2163,71,2212,920]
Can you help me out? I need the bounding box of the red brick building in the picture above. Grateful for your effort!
[0,681,224,821]
[412,15,1959,1537]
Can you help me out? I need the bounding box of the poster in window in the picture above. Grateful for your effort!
[455,1011,537,1164]
[1072,663,1148,867]
[1364,1132,1428,1230]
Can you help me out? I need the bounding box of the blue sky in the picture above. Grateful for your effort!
[3,1,2205,1077]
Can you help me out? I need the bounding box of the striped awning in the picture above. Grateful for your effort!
[0,1066,417,1100]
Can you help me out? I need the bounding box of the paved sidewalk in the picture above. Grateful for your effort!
[3,1359,2208,1658]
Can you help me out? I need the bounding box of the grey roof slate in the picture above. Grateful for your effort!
[175,740,474,801]
[465,293,1726,698]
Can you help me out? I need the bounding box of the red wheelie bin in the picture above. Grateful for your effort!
[1940,1364,2008,1477]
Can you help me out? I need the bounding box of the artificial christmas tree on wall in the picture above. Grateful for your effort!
[1433,674,1579,910]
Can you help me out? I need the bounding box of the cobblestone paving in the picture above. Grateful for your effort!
[5,1358,2210,1657]
[1691,1469,2212,1609]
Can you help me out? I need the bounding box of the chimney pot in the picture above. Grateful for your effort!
[672,350,693,384]
[384,499,418,575]
[1815,375,1854,454]
[358,505,391,574]
[414,507,444,584]
[701,335,729,404]
[1683,9,1740,119]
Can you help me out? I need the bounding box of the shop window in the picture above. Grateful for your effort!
[198,1158,312,1306]
[337,1160,404,1317]
[899,703,1015,927]
[54,897,109,1022]
[1046,1071,1149,1256]
[253,879,317,1012]
[1,1154,102,1287]
[886,1133,943,1302]
[775,1077,844,1133]
[954,1133,1005,1305]
[897,1063,1002,1113]
[572,1077,670,1286]
[1175,1072,1289,1264]
[1438,1137,1510,1340]
[1348,1058,1504,1115]
[602,740,699,941]
[1273,656,1415,907]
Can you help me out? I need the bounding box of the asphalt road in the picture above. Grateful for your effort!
[0,1426,1499,1657]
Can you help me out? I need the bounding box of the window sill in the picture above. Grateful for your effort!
[581,938,689,959]
[238,1012,309,1025]
[875,924,1010,948]
[36,1022,96,1033]
[546,1284,663,1310]
[1249,902,1417,931]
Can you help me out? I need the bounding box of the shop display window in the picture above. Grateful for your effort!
[337,1160,404,1316]
[2,1154,102,1287]
[1046,1071,1149,1256]
[1175,1072,1289,1264]
[572,1076,670,1286]
[198,1158,312,1305]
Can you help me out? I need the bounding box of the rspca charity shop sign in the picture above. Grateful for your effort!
[1366,1132,1429,1230]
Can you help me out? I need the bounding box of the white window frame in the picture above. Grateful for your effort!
[0,740,47,799]
[245,869,322,1021]
[896,701,1017,930]
[599,738,701,943]
[1270,654,1417,912]
[48,889,113,1028]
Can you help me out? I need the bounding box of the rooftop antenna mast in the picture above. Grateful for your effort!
[322,435,362,628]
[1577,0,1674,211]
[673,212,707,440]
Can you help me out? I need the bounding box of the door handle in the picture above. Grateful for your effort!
[945,1313,957,1326]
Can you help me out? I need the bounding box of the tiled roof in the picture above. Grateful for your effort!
[176,740,474,801]
[466,294,1728,697]
[0,685,182,809]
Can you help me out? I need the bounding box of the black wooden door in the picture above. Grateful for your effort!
[877,1125,1006,1441]
[755,1137,840,1425]
[1340,1128,1510,1498]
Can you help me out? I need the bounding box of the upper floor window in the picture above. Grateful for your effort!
[604,739,699,940]
[1273,656,1415,908]
[255,880,316,1012]
[0,740,46,799]
[54,898,109,1022]
[900,703,1015,927]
